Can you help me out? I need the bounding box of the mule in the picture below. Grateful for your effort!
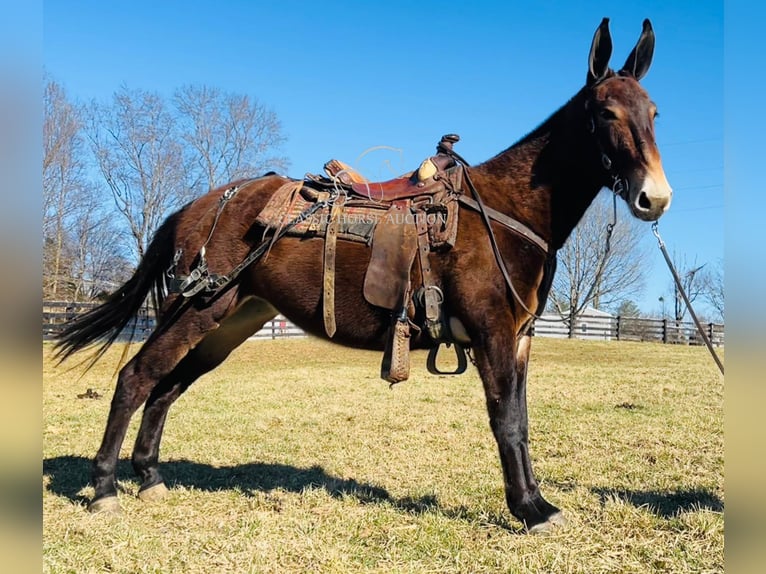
[55,18,671,533]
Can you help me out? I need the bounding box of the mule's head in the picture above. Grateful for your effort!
[583,18,672,221]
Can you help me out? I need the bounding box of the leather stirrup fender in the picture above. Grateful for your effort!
[363,200,418,310]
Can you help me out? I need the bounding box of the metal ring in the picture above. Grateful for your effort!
[416,285,444,306]
[426,285,444,303]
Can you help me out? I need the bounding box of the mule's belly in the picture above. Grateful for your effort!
[248,237,406,351]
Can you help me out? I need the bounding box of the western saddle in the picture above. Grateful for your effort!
[255,134,468,383]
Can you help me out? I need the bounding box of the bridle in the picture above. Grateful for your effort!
[585,99,631,205]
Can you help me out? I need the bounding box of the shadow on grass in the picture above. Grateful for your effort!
[592,487,723,518]
[43,455,519,531]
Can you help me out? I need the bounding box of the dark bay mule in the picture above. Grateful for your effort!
[55,18,671,533]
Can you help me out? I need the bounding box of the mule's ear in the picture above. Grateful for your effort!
[587,18,612,86]
[620,19,655,80]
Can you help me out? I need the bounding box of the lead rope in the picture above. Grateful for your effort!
[651,222,724,375]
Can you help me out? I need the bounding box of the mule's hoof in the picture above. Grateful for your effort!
[527,511,568,535]
[88,496,122,515]
[138,482,169,502]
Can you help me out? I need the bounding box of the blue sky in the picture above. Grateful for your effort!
[43,0,723,318]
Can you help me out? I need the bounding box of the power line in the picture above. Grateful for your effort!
[666,165,723,176]
[662,136,723,147]
[671,204,724,213]
[672,183,723,191]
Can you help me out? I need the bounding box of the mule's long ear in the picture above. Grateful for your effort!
[620,19,655,80]
[587,17,612,86]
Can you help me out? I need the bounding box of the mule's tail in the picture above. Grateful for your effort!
[53,211,181,365]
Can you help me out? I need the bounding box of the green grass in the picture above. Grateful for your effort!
[43,338,723,573]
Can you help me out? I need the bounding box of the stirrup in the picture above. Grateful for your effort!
[426,343,468,375]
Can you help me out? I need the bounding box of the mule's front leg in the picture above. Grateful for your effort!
[477,331,565,533]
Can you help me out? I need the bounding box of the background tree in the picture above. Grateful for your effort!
[700,258,724,321]
[616,299,642,317]
[174,85,288,193]
[85,86,190,261]
[45,79,288,300]
[86,84,289,264]
[68,193,132,300]
[667,251,706,322]
[43,77,88,299]
[548,191,649,336]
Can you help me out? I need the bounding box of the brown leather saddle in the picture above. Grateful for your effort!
[256,135,466,383]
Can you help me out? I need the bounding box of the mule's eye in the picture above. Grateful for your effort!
[599,107,617,121]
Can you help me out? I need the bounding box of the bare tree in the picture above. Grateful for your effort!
[700,259,724,321]
[548,191,648,336]
[85,85,288,263]
[667,252,706,322]
[43,77,88,298]
[174,85,288,193]
[85,86,190,261]
[68,192,132,301]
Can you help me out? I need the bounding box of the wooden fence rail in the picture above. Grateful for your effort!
[42,301,305,342]
[43,301,723,347]
[530,314,724,346]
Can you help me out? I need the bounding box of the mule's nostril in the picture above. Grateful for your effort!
[638,191,651,210]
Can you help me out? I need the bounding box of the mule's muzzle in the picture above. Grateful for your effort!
[628,171,672,221]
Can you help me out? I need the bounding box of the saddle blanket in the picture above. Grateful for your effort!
[255,181,454,246]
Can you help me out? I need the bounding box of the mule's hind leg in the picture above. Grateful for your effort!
[88,298,235,513]
[88,337,192,513]
[130,297,277,502]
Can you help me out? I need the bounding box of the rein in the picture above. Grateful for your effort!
[651,222,725,375]
[458,165,555,321]
[436,137,556,322]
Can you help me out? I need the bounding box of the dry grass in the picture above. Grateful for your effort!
[43,338,723,573]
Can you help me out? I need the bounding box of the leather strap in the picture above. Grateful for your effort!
[415,210,445,340]
[323,195,345,338]
[458,195,548,254]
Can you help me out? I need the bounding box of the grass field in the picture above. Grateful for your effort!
[43,337,723,573]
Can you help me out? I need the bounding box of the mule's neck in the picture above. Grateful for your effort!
[473,88,606,251]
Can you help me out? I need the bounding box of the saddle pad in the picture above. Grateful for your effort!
[255,182,388,244]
